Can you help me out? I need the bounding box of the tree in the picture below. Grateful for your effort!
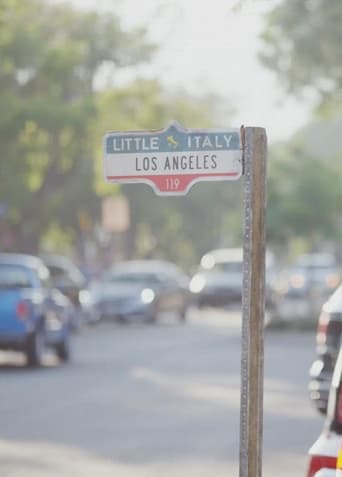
[0,0,154,252]
[259,0,342,256]
[259,0,342,105]
[94,79,240,268]
[0,1,242,265]
[267,143,342,249]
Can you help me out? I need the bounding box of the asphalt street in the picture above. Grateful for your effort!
[0,309,323,477]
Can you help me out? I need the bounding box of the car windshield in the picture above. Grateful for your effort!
[303,264,336,273]
[0,264,33,289]
[209,262,242,273]
[291,265,337,279]
[47,264,86,285]
[103,271,161,285]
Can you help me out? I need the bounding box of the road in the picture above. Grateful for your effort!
[0,309,322,477]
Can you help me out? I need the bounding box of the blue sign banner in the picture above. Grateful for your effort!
[105,121,241,155]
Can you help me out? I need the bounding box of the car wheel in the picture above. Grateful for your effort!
[26,329,45,367]
[55,334,70,362]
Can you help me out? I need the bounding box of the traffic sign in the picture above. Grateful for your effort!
[103,121,243,196]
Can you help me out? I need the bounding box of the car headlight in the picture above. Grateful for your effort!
[325,273,340,289]
[189,274,206,293]
[79,290,93,306]
[289,273,306,289]
[140,288,155,304]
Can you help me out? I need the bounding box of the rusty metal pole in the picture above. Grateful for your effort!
[239,127,267,477]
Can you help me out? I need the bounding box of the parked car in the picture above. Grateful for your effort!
[0,253,71,366]
[90,260,190,323]
[270,253,340,327]
[41,254,100,328]
[296,253,340,295]
[307,346,342,477]
[189,248,243,308]
[309,283,342,415]
[189,248,277,312]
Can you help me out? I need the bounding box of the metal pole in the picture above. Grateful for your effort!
[239,127,267,477]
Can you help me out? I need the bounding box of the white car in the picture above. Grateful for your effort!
[189,248,243,308]
[313,470,336,477]
[307,347,342,476]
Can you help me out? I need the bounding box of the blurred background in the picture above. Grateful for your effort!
[0,0,342,476]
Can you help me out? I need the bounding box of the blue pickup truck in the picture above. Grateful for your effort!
[0,253,72,366]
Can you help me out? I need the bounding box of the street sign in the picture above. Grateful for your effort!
[103,121,243,196]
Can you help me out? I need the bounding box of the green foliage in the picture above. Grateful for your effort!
[260,0,342,104]
[0,0,154,251]
[267,143,342,248]
[94,79,228,192]
[92,78,239,268]
[0,0,237,265]
[121,180,243,270]
[1,0,341,268]
[260,0,342,255]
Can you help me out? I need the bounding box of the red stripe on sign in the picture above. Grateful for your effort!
[106,172,240,193]
[107,173,239,180]
[307,455,337,477]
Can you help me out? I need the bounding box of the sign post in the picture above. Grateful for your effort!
[240,127,267,477]
[102,122,267,477]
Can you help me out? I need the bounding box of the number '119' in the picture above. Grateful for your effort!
[165,178,180,190]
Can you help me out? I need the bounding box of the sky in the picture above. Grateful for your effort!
[67,0,315,143]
